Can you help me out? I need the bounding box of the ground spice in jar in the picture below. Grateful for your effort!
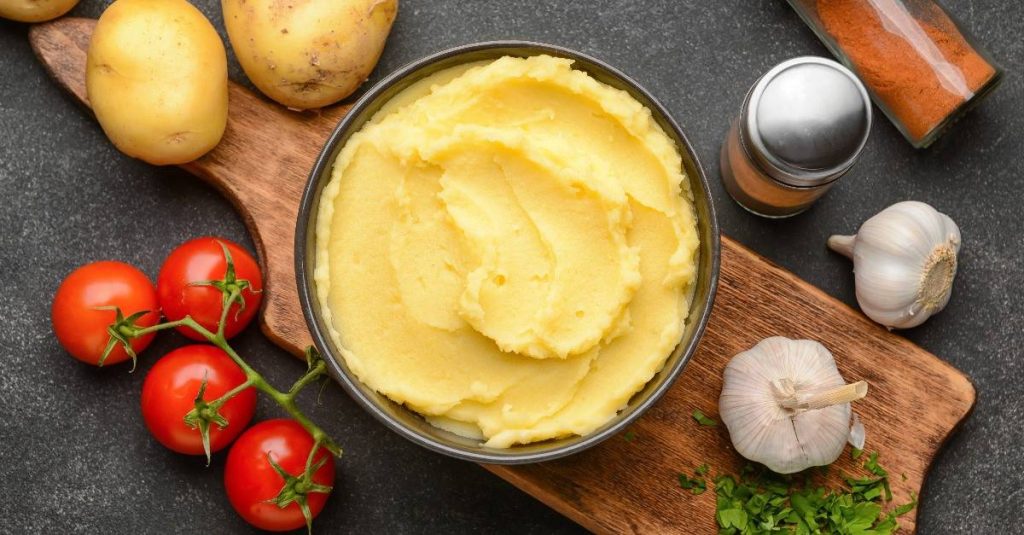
[719,57,871,218]
[720,120,827,217]
[816,0,996,143]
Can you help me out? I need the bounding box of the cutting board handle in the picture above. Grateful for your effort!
[30,17,342,356]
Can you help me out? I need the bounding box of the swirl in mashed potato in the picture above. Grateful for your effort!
[315,55,699,447]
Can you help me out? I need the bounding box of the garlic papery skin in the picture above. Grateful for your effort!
[828,201,961,329]
[719,337,868,474]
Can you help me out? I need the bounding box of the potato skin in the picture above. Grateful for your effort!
[223,0,398,110]
[86,0,228,165]
[0,0,78,22]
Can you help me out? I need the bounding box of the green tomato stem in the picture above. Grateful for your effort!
[206,326,341,457]
[216,287,238,340]
[304,437,322,474]
[208,377,256,412]
[130,318,205,338]
[290,359,326,396]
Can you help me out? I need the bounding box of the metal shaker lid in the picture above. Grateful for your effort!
[741,56,872,188]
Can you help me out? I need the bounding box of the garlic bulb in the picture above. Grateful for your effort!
[829,201,961,329]
[719,337,867,474]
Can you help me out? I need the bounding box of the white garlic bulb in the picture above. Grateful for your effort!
[719,337,867,474]
[829,201,961,329]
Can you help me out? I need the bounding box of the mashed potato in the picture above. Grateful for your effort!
[315,55,699,447]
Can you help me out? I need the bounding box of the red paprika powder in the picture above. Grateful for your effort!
[800,0,1000,147]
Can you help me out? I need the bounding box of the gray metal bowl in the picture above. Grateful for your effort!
[296,41,720,464]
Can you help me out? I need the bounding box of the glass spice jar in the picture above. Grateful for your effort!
[720,57,872,218]
[787,0,1003,148]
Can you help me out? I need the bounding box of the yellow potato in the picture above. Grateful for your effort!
[222,0,398,110]
[86,0,228,165]
[0,0,78,22]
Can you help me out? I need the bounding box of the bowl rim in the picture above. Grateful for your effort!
[295,40,721,464]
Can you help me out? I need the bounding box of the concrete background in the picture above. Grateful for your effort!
[1,0,1020,532]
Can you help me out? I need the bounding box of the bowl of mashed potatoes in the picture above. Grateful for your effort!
[297,42,719,464]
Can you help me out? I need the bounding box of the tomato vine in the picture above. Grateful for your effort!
[102,241,339,532]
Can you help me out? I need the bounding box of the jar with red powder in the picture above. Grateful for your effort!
[788,0,1002,148]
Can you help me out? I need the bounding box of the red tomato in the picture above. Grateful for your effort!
[51,261,159,366]
[225,419,335,532]
[157,237,263,340]
[141,345,256,455]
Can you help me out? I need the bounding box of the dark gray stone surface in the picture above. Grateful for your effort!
[1,0,1020,533]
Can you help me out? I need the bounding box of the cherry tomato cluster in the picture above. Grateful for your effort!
[51,237,336,532]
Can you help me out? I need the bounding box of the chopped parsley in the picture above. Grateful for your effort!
[864,451,887,477]
[845,451,893,502]
[678,471,708,495]
[692,409,718,427]
[623,431,637,443]
[695,463,710,476]
[710,452,917,534]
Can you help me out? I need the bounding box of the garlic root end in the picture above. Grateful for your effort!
[827,234,856,259]
[918,243,957,312]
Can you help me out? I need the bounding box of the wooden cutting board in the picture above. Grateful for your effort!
[32,18,975,534]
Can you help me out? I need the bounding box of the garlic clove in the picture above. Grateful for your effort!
[848,412,866,450]
[719,337,867,474]
[826,234,856,258]
[792,404,852,472]
[829,201,961,329]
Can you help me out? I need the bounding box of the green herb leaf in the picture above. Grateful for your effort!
[678,472,707,495]
[717,507,748,530]
[695,463,710,476]
[714,475,736,498]
[892,492,918,516]
[623,431,637,442]
[708,452,916,534]
[864,451,888,477]
[852,447,864,460]
[692,409,718,427]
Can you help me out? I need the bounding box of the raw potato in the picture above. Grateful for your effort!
[0,0,78,22]
[86,0,228,165]
[222,0,398,110]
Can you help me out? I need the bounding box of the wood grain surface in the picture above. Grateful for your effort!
[31,18,975,534]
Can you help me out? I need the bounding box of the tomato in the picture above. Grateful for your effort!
[157,237,263,340]
[225,419,335,532]
[141,345,256,456]
[51,261,159,366]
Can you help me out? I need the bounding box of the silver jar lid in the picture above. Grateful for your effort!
[741,56,872,188]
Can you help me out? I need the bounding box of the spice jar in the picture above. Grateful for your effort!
[788,0,1002,148]
[720,57,872,218]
